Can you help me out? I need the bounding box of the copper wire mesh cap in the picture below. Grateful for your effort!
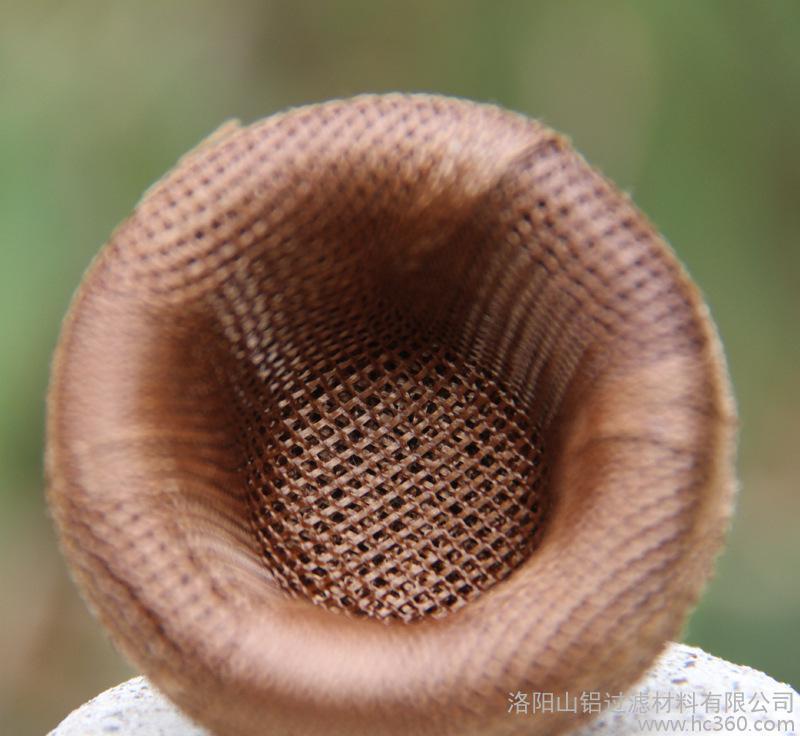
[47,95,737,736]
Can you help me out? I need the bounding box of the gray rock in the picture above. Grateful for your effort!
[49,676,206,736]
[51,643,798,735]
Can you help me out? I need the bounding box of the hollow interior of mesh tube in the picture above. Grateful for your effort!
[196,212,565,622]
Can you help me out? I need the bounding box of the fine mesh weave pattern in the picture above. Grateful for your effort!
[234,305,548,621]
[47,95,736,736]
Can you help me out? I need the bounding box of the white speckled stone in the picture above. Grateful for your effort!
[50,643,798,735]
[49,676,207,736]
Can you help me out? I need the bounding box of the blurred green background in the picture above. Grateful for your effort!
[1,1,798,733]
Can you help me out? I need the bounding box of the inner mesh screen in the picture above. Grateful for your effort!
[213,274,549,621]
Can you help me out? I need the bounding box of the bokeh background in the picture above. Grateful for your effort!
[2,1,798,733]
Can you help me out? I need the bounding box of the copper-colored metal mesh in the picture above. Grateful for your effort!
[46,95,737,736]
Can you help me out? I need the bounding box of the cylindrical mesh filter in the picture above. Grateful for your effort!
[46,95,736,736]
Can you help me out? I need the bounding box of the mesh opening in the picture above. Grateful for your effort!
[116,98,688,624]
[77,96,711,625]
